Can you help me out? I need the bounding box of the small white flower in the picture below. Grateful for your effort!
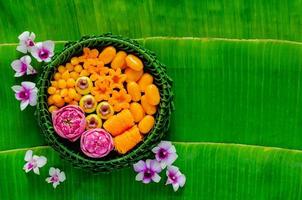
[31,41,55,62]
[46,167,66,188]
[23,150,47,175]
[11,55,36,77]
[16,31,36,53]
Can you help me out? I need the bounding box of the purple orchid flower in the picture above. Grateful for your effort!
[152,141,178,169]
[133,159,162,184]
[11,55,36,77]
[31,41,55,62]
[46,167,66,188]
[166,166,186,191]
[16,31,36,53]
[11,81,38,110]
[23,150,47,175]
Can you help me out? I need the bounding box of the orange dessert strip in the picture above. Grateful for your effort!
[114,125,142,154]
[103,109,134,136]
[138,115,155,134]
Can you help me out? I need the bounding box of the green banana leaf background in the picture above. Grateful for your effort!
[1,0,302,199]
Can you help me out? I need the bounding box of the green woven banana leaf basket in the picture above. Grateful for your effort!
[36,33,174,173]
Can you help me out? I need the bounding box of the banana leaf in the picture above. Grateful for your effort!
[1,0,302,199]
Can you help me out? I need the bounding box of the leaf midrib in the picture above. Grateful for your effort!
[1,37,302,47]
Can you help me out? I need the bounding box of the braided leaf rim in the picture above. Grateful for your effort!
[36,33,173,172]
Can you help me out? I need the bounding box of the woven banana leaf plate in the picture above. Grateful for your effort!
[36,33,173,172]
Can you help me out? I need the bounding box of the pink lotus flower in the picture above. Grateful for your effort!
[52,105,86,142]
[166,166,186,191]
[11,55,36,77]
[46,167,66,188]
[80,128,113,158]
[133,159,162,184]
[31,41,54,62]
[152,141,178,169]
[23,150,47,175]
[12,81,38,110]
[16,31,36,53]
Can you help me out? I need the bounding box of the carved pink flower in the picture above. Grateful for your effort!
[80,128,114,158]
[52,105,86,142]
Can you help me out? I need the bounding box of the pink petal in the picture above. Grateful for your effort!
[26,64,37,75]
[11,60,22,72]
[178,174,186,187]
[58,171,66,182]
[44,57,52,63]
[23,163,31,173]
[135,172,144,181]
[158,141,172,150]
[20,100,29,110]
[168,145,177,153]
[142,177,151,184]
[18,31,30,41]
[21,55,31,65]
[172,183,180,191]
[166,152,178,166]
[16,45,27,53]
[21,81,35,90]
[49,167,56,176]
[43,41,54,52]
[150,160,161,173]
[151,173,161,183]
[33,167,40,175]
[46,177,52,183]
[29,91,37,106]
[11,85,22,93]
[53,182,60,188]
[36,156,47,167]
[151,146,160,154]
[30,46,42,62]
[133,160,146,172]
[167,166,179,175]
[29,32,36,40]
[24,150,33,161]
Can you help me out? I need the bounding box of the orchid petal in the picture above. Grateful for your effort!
[49,167,56,176]
[133,160,146,172]
[33,167,40,175]
[43,40,55,51]
[20,100,29,111]
[150,160,161,173]
[26,64,37,75]
[166,152,178,166]
[21,81,35,90]
[29,32,36,40]
[21,55,32,65]
[29,92,37,106]
[142,177,151,184]
[16,45,27,53]
[11,60,22,71]
[11,85,22,93]
[59,171,66,182]
[151,146,160,153]
[36,156,47,167]
[178,174,186,187]
[24,150,33,161]
[135,172,144,181]
[158,141,172,150]
[14,72,25,77]
[151,173,161,183]
[172,183,180,192]
[53,182,60,188]
[18,31,30,41]
[46,177,52,183]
